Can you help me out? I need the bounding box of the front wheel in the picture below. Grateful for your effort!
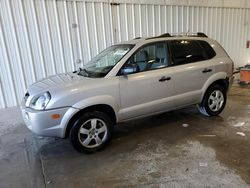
[70,111,113,153]
[197,84,227,116]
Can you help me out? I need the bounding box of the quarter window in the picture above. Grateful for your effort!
[126,42,169,73]
[198,41,216,59]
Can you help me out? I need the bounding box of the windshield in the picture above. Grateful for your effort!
[77,44,134,78]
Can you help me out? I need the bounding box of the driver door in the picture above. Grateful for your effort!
[118,42,176,121]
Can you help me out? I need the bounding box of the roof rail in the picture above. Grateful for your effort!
[197,32,208,37]
[146,33,171,40]
[170,32,208,37]
[146,32,208,40]
[158,33,172,37]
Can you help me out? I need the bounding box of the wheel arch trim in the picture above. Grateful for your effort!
[60,95,119,138]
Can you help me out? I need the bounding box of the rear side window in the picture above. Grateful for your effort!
[198,41,216,59]
[170,40,215,65]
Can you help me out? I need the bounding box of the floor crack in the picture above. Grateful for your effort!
[39,152,48,188]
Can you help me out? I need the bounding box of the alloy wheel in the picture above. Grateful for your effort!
[78,118,108,148]
[208,90,224,112]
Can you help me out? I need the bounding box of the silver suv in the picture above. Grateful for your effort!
[21,33,234,153]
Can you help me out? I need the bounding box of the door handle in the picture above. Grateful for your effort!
[202,68,212,73]
[159,76,171,82]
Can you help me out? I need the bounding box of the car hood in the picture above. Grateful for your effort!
[27,72,89,95]
[23,72,119,110]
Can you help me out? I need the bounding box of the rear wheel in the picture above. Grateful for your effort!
[197,84,227,116]
[70,111,113,153]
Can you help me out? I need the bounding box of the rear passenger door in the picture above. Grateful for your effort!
[169,39,216,106]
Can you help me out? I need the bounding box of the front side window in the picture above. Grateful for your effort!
[78,44,134,78]
[126,42,169,73]
[171,40,208,65]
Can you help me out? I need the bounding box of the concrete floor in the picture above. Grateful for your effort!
[0,84,250,188]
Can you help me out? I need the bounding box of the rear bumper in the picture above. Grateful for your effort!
[228,75,234,89]
[20,105,70,138]
[228,76,234,85]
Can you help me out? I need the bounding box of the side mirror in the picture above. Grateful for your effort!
[121,64,138,75]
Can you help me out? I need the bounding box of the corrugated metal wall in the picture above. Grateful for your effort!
[0,0,250,109]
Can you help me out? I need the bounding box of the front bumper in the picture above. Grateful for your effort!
[21,105,70,138]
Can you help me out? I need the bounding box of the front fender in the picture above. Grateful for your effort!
[200,72,227,102]
[72,95,119,114]
[60,95,120,138]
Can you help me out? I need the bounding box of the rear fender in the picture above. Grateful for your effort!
[200,72,227,102]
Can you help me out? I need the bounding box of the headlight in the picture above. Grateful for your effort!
[30,92,51,110]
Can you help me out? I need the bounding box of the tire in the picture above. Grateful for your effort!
[197,84,227,116]
[70,111,113,153]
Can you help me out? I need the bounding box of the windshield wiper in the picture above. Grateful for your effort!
[77,68,89,77]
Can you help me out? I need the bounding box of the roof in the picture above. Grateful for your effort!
[118,32,210,45]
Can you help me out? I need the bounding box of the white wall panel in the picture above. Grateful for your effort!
[0,0,250,109]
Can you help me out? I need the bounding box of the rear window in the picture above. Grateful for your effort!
[170,40,216,65]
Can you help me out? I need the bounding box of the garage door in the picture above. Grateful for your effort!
[0,0,249,108]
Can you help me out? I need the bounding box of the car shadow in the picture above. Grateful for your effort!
[27,106,240,187]
[36,106,223,158]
